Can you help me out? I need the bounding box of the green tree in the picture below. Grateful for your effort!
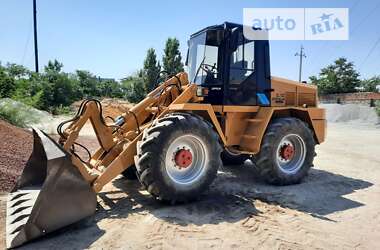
[98,79,124,98]
[360,76,380,92]
[0,59,140,114]
[0,65,16,98]
[12,76,44,108]
[45,59,64,73]
[76,70,98,98]
[162,37,184,75]
[143,48,161,92]
[5,63,44,109]
[6,63,30,79]
[310,57,360,94]
[121,71,146,103]
[39,60,77,112]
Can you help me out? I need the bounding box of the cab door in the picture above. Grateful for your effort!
[224,29,271,106]
[225,31,257,106]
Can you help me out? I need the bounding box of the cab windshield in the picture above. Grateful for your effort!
[187,32,219,85]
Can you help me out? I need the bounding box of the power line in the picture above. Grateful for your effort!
[21,20,33,65]
[309,0,380,74]
[359,35,380,69]
[349,0,361,14]
[351,1,380,36]
[309,0,360,66]
[323,1,380,58]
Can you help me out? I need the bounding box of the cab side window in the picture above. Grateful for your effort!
[229,33,254,85]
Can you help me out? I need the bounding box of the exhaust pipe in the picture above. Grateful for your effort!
[6,128,97,249]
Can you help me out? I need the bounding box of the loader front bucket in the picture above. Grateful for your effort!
[6,128,97,249]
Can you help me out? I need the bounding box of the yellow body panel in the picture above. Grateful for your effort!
[271,76,318,107]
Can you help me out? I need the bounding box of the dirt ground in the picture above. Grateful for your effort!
[1,122,379,249]
[0,121,32,192]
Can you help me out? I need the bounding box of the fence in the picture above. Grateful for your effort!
[319,92,380,106]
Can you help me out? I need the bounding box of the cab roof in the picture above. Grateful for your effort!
[190,22,243,38]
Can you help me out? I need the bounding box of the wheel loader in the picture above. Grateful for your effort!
[6,22,326,248]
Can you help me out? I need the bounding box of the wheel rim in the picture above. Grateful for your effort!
[276,134,306,174]
[165,134,208,185]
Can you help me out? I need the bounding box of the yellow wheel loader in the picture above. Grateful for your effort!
[6,22,326,248]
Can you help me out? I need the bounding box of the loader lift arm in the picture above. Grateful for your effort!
[59,72,198,192]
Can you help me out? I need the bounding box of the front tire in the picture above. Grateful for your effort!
[255,118,315,185]
[122,165,138,180]
[135,113,222,203]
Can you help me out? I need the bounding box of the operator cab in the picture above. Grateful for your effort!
[186,22,271,106]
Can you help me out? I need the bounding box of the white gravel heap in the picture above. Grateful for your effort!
[320,103,379,124]
[0,98,70,134]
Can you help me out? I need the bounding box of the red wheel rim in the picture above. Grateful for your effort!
[174,149,193,169]
[280,144,295,160]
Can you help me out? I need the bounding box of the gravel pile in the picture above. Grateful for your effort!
[0,120,33,192]
[321,103,379,124]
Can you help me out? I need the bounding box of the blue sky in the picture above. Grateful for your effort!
[1,0,379,81]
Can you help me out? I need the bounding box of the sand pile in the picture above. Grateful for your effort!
[72,99,132,119]
[0,120,33,192]
[321,103,379,124]
[100,98,132,118]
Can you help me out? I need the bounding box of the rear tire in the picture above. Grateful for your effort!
[135,113,222,203]
[255,117,315,185]
[221,149,248,165]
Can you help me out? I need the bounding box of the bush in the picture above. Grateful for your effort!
[121,73,146,103]
[0,69,16,98]
[40,63,78,110]
[375,100,380,117]
[12,90,43,109]
[51,105,73,115]
[0,100,39,127]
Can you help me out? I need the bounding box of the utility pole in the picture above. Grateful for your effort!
[33,0,39,72]
[295,45,306,82]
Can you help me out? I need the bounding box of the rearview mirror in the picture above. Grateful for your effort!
[185,49,189,66]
